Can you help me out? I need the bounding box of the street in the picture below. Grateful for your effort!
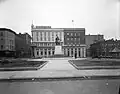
[0,79,120,94]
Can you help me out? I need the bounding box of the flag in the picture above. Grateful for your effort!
[72,20,74,22]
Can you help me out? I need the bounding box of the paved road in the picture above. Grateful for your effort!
[0,79,120,94]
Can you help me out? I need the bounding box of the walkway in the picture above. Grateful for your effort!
[41,59,76,70]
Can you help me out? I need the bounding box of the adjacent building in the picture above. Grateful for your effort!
[31,25,86,58]
[90,39,120,58]
[15,33,32,58]
[85,34,104,56]
[0,28,16,57]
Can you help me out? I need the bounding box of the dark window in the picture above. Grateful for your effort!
[49,51,51,55]
[0,32,3,36]
[52,51,54,55]
[41,51,43,55]
[1,38,3,40]
[36,50,39,56]
[1,45,3,50]
[45,49,47,55]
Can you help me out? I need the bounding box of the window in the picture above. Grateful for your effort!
[1,38,3,40]
[37,50,39,56]
[1,45,3,50]
[71,33,73,36]
[41,51,43,55]
[0,32,3,36]
[67,33,69,35]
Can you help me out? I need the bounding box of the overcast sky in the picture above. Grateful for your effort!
[0,0,119,39]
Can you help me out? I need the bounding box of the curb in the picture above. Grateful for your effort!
[0,75,120,82]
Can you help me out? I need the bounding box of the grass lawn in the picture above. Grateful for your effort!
[0,59,47,71]
[69,59,120,69]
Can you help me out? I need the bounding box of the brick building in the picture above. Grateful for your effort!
[31,25,86,58]
[15,33,31,58]
[85,34,104,56]
[90,39,120,58]
[0,28,16,57]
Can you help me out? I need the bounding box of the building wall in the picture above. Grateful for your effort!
[15,33,31,58]
[0,29,15,51]
[90,39,120,58]
[0,28,16,57]
[85,34,104,57]
[31,25,86,58]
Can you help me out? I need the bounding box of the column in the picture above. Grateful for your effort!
[43,49,45,57]
[34,48,36,58]
[77,48,79,57]
[47,49,48,57]
[46,32,48,41]
[80,47,82,58]
[84,47,86,57]
[66,48,67,56]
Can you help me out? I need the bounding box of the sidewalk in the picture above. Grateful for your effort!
[0,58,120,79]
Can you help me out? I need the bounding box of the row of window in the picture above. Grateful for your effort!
[35,32,62,41]
[0,45,14,50]
[35,43,56,46]
[66,32,80,36]
[67,38,80,41]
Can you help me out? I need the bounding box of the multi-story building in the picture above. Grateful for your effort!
[85,34,104,56]
[90,39,120,58]
[0,28,16,57]
[15,33,32,58]
[31,25,86,58]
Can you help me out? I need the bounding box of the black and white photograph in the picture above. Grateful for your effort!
[0,0,120,94]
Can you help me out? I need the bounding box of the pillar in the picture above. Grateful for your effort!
[43,49,45,57]
[84,47,86,57]
[80,47,82,58]
[66,48,67,56]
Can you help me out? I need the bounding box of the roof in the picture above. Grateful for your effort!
[109,47,120,53]
[0,28,16,35]
[55,28,85,31]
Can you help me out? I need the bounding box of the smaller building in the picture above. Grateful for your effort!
[85,34,104,57]
[0,28,16,57]
[90,39,120,58]
[15,33,32,58]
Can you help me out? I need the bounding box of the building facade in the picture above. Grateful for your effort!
[90,39,120,58]
[0,28,16,57]
[31,25,86,58]
[15,33,32,58]
[85,34,104,56]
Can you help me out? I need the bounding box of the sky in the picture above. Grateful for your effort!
[0,0,119,39]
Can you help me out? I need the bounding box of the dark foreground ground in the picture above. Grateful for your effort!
[0,79,120,94]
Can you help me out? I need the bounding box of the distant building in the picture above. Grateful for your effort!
[31,25,86,58]
[15,33,32,58]
[0,28,16,57]
[90,39,120,58]
[85,34,104,56]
